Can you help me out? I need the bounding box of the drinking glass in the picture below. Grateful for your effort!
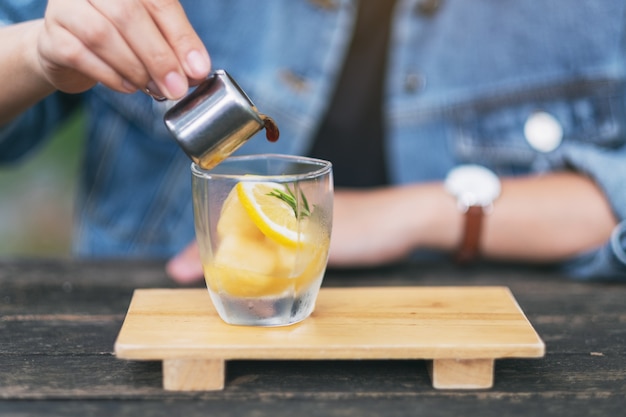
[191,154,333,326]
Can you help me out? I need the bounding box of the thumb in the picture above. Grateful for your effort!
[166,241,204,284]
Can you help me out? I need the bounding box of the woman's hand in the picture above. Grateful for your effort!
[37,0,211,98]
[0,0,212,124]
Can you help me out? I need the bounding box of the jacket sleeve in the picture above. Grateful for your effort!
[0,93,83,164]
[560,220,626,282]
[553,140,626,281]
[0,0,82,164]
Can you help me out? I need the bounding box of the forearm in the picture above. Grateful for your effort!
[481,172,616,261]
[0,20,56,126]
[417,171,617,261]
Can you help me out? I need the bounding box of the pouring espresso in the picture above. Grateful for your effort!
[161,69,279,170]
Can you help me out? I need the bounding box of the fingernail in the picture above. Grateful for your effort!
[186,50,211,78]
[145,80,165,98]
[121,79,137,93]
[164,71,188,99]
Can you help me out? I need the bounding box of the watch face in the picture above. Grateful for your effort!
[445,164,501,208]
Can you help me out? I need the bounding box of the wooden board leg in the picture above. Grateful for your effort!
[162,358,226,391]
[428,359,494,389]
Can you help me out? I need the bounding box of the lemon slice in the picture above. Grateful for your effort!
[236,181,306,247]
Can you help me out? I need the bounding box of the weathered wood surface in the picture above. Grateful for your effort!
[1,259,625,416]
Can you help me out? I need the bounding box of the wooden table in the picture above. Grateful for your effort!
[1,259,625,416]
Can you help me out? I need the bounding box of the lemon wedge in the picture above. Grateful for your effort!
[236,181,306,247]
[217,183,263,239]
[214,234,276,273]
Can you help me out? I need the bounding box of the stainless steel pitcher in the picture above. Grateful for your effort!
[162,69,268,170]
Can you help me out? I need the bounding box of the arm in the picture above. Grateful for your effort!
[328,171,617,266]
[0,20,54,125]
[165,170,617,283]
[0,0,211,126]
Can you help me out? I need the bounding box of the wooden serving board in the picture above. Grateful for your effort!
[114,286,544,391]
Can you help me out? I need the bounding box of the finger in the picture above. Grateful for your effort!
[39,22,137,94]
[166,242,204,284]
[143,0,211,80]
[88,0,191,99]
[44,0,147,92]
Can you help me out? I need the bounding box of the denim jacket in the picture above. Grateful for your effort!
[2,0,626,280]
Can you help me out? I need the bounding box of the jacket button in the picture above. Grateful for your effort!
[524,111,563,153]
[308,0,338,10]
[279,69,311,94]
[415,0,443,16]
[404,72,426,93]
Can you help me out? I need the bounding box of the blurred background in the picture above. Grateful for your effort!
[0,112,84,258]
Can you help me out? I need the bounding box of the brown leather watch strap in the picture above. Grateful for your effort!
[455,205,484,263]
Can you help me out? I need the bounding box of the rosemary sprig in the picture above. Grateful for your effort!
[267,184,311,219]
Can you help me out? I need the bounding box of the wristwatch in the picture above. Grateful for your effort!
[444,164,501,263]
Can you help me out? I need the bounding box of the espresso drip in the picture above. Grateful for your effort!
[261,115,280,142]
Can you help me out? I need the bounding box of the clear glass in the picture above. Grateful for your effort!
[191,154,333,326]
